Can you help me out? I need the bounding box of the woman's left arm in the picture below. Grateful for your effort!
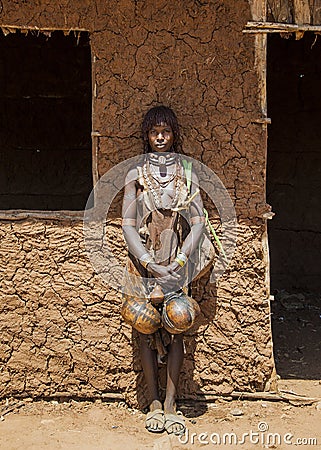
[168,171,205,273]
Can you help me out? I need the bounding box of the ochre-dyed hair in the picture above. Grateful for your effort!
[142,105,182,153]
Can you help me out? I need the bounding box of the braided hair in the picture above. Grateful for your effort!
[142,105,182,153]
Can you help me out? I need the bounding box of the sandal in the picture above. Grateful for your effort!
[145,408,165,433]
[164,411,186,435]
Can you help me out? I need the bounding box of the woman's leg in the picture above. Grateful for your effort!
[164,334,184,415]
[139,333,163,431]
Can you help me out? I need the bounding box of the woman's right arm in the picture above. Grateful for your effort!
[122,169,150,260]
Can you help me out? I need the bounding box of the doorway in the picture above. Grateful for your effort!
[267,32,321,379]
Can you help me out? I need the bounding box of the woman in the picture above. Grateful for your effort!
[121,106,205,434]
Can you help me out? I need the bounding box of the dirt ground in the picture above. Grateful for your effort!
[0,380,320,450]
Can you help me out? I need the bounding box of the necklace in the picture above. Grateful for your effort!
[148,153,177,167]
[143,159,182,209]
[149,162,177,187]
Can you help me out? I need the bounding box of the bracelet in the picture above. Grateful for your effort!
[190,215,206,225]
[175,252,188,267]
[139,253,154,269]
[122,218,137,227]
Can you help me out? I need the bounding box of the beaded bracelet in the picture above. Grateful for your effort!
[175,252,188,267]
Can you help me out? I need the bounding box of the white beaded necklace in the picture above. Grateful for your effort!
[148,152,177,166]
[143,159,182,210]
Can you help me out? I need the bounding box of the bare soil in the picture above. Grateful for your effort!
[1,380,320,450]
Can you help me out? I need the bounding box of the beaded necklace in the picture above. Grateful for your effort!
[148,152,177,166]
[149,163,177,187]
[143,157,182,210]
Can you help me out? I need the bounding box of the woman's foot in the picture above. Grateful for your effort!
[164,401,185,435]
[145,400,165,433]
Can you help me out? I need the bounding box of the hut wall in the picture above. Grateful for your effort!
[0,0,275,406]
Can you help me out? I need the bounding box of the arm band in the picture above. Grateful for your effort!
[175,252,188,267]
[190,215,205,225]
[139,253,154,269]
[122,218,137,227]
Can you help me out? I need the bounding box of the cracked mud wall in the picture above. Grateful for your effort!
[0,219,132,398]
[0,1,275,406]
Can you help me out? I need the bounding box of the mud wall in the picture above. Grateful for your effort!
[0,0,274,407]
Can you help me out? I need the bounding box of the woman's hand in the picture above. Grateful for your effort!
[147,262,181,289]
[147,263,180,279]
[167,260,181,274]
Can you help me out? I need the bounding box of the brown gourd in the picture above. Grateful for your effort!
[162,292,200,334]
[121,296,161,334]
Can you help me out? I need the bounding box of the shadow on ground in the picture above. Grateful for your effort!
[271,290,321,380]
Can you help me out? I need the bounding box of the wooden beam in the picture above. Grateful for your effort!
[0,210,84,221]
[0,24,88,33]
[251,117,272,124]
[244,20,321,32]
[245,20,299,29]
[195,390,321,404]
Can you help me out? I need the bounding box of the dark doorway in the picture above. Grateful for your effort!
[267,32,321,379]
[0,30,92,210]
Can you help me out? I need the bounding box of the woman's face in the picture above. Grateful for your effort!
[148,123,174,152]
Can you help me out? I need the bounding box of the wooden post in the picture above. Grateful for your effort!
[248,0,266,20]
[91,53,99,187]
[247,0,268,116]
[245,4,279,393]
[312,0,321,24]
[293,0,311,24]
[246,4,271,301]
[267,0,292,23]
